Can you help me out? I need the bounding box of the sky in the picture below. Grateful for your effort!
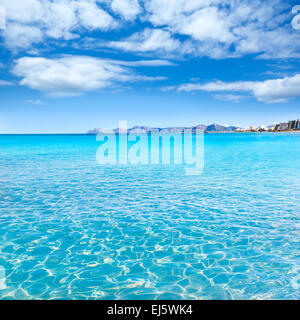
[0,0,300,133]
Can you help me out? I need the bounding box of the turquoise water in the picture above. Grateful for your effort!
[0,133,299,300]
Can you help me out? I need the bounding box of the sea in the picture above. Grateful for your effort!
[0,133,299,299]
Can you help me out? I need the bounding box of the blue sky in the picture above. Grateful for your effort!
[0,0,300,133]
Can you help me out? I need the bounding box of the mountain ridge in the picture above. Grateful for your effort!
[87,124,240,134]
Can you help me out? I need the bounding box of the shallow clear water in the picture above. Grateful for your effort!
[0,133,299,300]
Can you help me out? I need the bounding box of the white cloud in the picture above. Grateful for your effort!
[145,0,210,26]
[3,23,43,51]
[43,1,78,40]
[111,0,141,21]
[0,0,117,50]
[106,28,180,52]
[144,0,300,59]
[1,0,300,59]
[0,0,43,24]
[0,79,12,85]
[145,0,234,44]
[213,94,245,103]
[178,74,300,103]
[12,55,168,96]
[25,99,44,105]
[160,85,177,92]
[175,7,234,43]
[77,1,117,30]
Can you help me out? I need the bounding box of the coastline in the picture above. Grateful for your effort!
[1,131,300,135]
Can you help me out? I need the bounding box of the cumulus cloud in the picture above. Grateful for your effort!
[0,0,117,50]
[144,0,300,59]
[3,23,43,51]
[145,0,208,26]
[77,1,117,30]
[178,74,300,103]
[111,0,141,21]
[1,0,300,59]
[12,55,169,96]
[42,0,78,39]
[174,7,234,43]
[106,28,180,53]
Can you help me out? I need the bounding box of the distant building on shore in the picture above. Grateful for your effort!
[279,123,289,131]
[288,119,300,130]
[273,119,299,131]
[258,125,268,132]
[249,126,258,132]
[267,125,276,131]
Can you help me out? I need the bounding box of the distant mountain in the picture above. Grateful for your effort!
[205,124,239,132]
[87,124,240,134]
